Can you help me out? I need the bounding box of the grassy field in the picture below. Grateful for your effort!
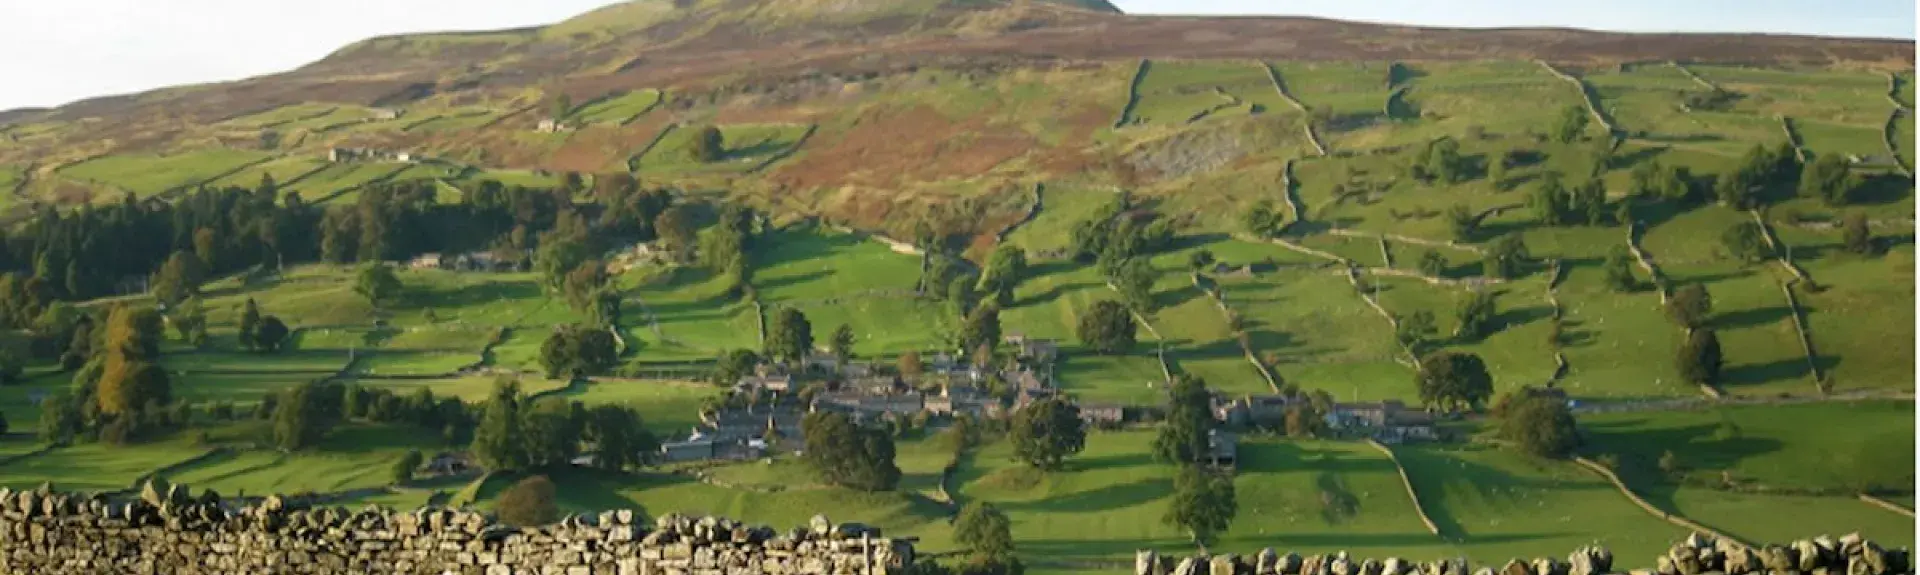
[1394,443,1690,562]
[752,225,952,354]
[544,379,724,437]
[623,266,762,361]
[282,162,413,200]
[1579,401,1913,492]
[59,150,274,197]
[569,90,662,125]
[1127,60,1293,128]
[636,123,811,176]
[1215,267,1411,402]
[0,439,215,491]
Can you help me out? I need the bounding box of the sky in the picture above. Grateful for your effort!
[0,0,1911,112]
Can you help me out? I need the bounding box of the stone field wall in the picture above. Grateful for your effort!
[0,483,914,575]
[1136,532,1912,575]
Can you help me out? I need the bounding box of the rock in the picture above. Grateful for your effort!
[1758,545,1795,572]
[1361,558,1382,575]
[1213,555,1240,575]
[1277,552,1302,575]
[1383,557,1406,575]
[1139,550,1161,575]
[1672,543,1704,575]
[808,514,831,537]
[1725,546,1761,575]
[1501,559,1532,575]
[1256,549,1278,575]
[1175,557,1203,575]
[1796,540,1827,571]
[1659,555,1679,575]
[1331,555,1353,575]
[1838,534,1863,558]
[140,479,167,507]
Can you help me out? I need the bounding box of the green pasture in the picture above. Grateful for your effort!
[636,123,811,176]
[1214,268,1410,402]
[282,162,412,201]
[624,266,761,361]
[59,150,274,197]
[544,379,724,437]
[0,439,214,491]
[569,90,663,125]
[1270,61,1388,120]
[1579,401,1913,492]
[1128,60,1292,127]
[1770,227,1914,393]
[208,155,329,189]
[751,226,951,353]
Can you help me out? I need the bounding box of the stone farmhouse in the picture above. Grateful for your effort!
[1211,393,1439,443]
[326,147,413,163]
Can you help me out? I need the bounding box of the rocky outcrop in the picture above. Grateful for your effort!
[1138,533,1912,575]
[0,483,915,575]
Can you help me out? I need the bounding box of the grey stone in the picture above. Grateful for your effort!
[1213,555,1240,575]
[1140,550,1162,575]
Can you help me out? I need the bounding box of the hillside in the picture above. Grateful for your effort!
[0,2,1912,573]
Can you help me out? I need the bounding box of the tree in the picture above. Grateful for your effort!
[1415,351,1494,413]
[520,396,584,468]
[1666,284,1713,329]
[1009,398,1086,469]
[1483,234,1528,279]
[689,125,725,163]
[801,411,901,491]
[1417,250,1447,278]
[1395,309,1437,350]
[766,307,814,364]
[1163,465,1237,547]
[273,381,333,451]
[1676,328,1724,387]
[1453,289,1497,340]
[1842,212,1874,255]
[1530,171,1570,226]
[654,205,697,262]
[1446,204,1479,242]
[1410,137,1466,185]
[1552,105,1590,144]
[953,502,1016,559]
[1108,257,1156,312]
[1188,249,1216,273]
[1076,300,1137,355]
[980,246,1028,307]
[1242,200,1281,238]
[1800,153,1860,206]
[150,250,204,307]
[898,351,924,381]
[354,263,402,308]
[1570,177,1608,226]
[1721,222,1772,264]
[1496,392,1579,458]
[960,305,1002,360]
[539,324,619,378]
[829,324,856,364]
[95,306,170,418]
[1603,246,1639,292]
[238,298,261,350]
[1488,150,1510,188]
[562,260,610,313]
[587,404,656,471]
[38,392,81,445]
[711,349,760,385]
[472,379,527,471]
[255,316,290,352]
[1154,375,1214,465]
[549,93,573,120]
[497,475,560,526]
[392,449,423,484]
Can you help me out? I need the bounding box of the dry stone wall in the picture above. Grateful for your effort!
[0,484,914,575]
[1138,532,1912,575]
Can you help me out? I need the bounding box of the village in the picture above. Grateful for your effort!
[643,331,1449,470]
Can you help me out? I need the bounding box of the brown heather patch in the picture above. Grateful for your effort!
[773,105,1035,190]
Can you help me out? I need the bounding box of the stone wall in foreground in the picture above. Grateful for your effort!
[1137,533,1912,575]
[0,483,913,575]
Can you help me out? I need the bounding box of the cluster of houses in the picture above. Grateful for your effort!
[326,147,414,163]
[1212,393,1442,444]
[404,251,529,272]
[535,119,573,134]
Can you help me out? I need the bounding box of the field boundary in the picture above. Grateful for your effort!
[1114,59,1151,128]
[1106,281,1174,382]
[1536,60,1624,140]
[1778,116,1809,163]
[745,123,818,174]
[1858,493,1916,518]
[1883,109,1913,178]
[617,92,666,126]
[1260,62,1327,156]
[993,182,1045,244]
[1885,72,1912,111]
[1625,221,1672,303]
[1277,159,1306,233]
[1546,258,1570,385]
[628,122,681,172]
[1570,455,1751,549]
[1362,439,1444,538]
[1670,61,1720,92]
[1777,281,1826,394]
[1193,273,1282,393]
[0,443,59,467]
[1345,266,1419,369]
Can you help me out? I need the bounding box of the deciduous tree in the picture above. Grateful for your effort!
[1154,375,1214,465]
[1076,300,1137,355]
[1666,284,1713,329]
[801,411,901,491]
[1676,328,1724,387]
[497,475,559,526]
[354,263,402,308]
[765,308,814,364]
[953,501,1016,559]
[1010,398,1086,470]
[1163,465,1237,547]
[1415,351,1493,413]
[1496,391,1578,458]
